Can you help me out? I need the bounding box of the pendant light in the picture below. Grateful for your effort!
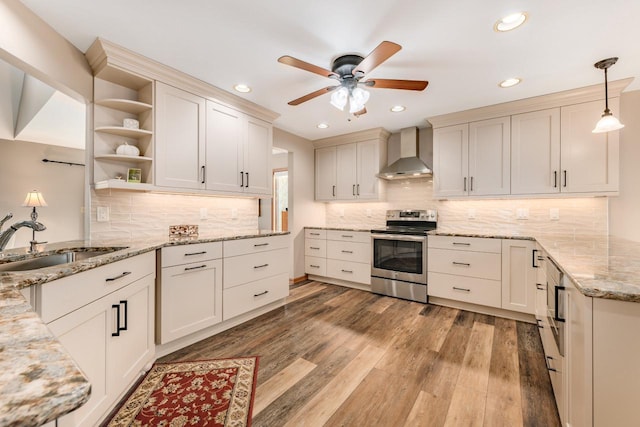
[592,57,624,133]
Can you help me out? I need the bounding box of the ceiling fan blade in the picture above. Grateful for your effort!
[353,41,402,75]
[353,107,367,117]
[365,79,429,91]
[278,55,338,79]
[287,86,338,106]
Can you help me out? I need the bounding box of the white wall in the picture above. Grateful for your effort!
[609,90,640,241]
[0,138,84,248]
[273,127,324,280]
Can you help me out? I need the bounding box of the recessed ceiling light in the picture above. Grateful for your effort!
[234,84,251,93]
[494,12,528,32]
[499,77,522,88]
[390,105,406,112]
[317,123,329,129]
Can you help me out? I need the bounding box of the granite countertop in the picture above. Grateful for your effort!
[430,229,640,304]
[0,230,289,426]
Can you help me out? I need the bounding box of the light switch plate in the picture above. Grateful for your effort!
[467,209,476,220]
[200,208,208,220]
[550,208,560,220]
[97,206,109,222]
[516,208,529,220]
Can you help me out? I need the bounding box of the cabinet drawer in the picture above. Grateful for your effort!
[327,240,370,263]
[428,272,501,308]
[161,242,222,267]
[305,238,327,257]
[40,251,155,324]
[428,248,501,280]
[326,230,370,244]
[305,256,327,276]
[224,248,288,289]
[223,273,289,320]
[326,259,371,285]
[223,234,289,258]
[305,229,327,239]
[428,236,502,253]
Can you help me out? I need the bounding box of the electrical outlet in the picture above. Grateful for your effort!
[467,209,476,220]
[516,208,529,220]
[231,208,238,219]
[97,206,109,222]
[200,208,208,220]
[338,208,345,217]
[550,208,560,220]
[366,209,372,217]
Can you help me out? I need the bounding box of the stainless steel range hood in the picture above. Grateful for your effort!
[377,127,432,180]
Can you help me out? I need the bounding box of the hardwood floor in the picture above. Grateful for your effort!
[160,281,561,427]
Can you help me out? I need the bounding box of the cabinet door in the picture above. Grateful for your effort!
[511,108,561,194]
[501,239,536,314]
[48,298,110,427]
[205,101,244,192]
[315,146,336,200]
[336,143,357,199]
[107,274,155,399]
[356,139,380,199]
[433,124,468,197]
[155,82,205,189]
[560,99,619,193]
[244,116,272,195]
[468,117,510,196]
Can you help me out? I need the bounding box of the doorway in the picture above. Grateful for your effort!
[272,169,288,231]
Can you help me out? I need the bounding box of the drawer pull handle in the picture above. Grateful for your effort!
[310,265,320,268]
[536,283,545,290]
[310,247,320,250]
[185,251,207,256]
[254,290,269,297]
[341,269,353,273]
[452,262,471,267]
[341,235,353,238]
[254,263,269,269]
[341,250,353,254]
[310,232,320,236]
[452,287,471,292]
[254,243,269,247]
[452,242,470,246]
[106,271,131,282]
[536,319,544,329]
[545,355,557,372]
[184,264,207,271]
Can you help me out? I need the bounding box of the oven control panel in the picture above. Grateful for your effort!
[386,209,437,221]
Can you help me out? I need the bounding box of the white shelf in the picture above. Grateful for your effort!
[94,180,154,191]
[95,126,153,138]
[95,154,153,163]
[95,98,153,114]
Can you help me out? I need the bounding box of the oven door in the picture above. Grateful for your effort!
[371,233,427,284]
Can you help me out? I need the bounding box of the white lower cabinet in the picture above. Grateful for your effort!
[42,252,156,427]
[501,239,536,314]
[157,242,223,344]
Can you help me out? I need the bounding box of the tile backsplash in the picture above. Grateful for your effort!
[325,179,608,238]
[90,190,259,240]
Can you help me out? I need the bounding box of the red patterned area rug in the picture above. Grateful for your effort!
[104,357,258,427]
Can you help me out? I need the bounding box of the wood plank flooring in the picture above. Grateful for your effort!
[159,281,561,427]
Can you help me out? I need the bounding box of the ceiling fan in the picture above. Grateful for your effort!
[278,41,428,116]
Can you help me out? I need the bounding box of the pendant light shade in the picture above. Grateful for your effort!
[592,57,624,133]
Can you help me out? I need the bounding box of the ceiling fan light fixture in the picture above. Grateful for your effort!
[390,105,406,112]
[592,57,624,133]
[499,77,521,88]
[330,87,349,110]
[233,84,251,93]
[348,87,370,113]
[494,12,528,32]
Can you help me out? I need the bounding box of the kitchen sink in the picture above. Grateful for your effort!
[0,247,128,272]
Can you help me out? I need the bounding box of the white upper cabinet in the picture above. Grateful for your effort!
[469,116,511,196]
[433,124,468,197]
[205,101,243,193]
[315,146,337,201]
[244,116,272,196]
[560,99,619,193]
[433,117,509,198]
[155,82,205,189]
[335,143,358,199]
[356,139,382,199]
[511,108,561,195]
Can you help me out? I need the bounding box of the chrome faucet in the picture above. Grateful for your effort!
[0,220,46,251]
[0,213,13,232]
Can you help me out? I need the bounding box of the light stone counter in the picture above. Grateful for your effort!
[0,230,289,426]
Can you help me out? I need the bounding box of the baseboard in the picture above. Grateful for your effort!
[429,296,536,323]
[290,274,308,285]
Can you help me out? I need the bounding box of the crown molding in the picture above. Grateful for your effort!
[427,77,634,128]
[85,38,280,122]
[312,127,390,148]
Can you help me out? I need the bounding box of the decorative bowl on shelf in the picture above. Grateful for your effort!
[116,142,140,156]
[123,118,139,129]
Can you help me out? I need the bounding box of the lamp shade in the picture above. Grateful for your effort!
[592,112,625,133]
[330,87,349,110]
[22,191,48,208]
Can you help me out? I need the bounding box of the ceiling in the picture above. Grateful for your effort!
[20,0,640,141]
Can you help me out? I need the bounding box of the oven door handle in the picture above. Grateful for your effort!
[371,233,427,243]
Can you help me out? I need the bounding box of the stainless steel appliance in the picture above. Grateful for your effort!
[371,210,437,303]
[546,257,565,356]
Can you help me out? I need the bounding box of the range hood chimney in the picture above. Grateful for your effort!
[377,127,432,180]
